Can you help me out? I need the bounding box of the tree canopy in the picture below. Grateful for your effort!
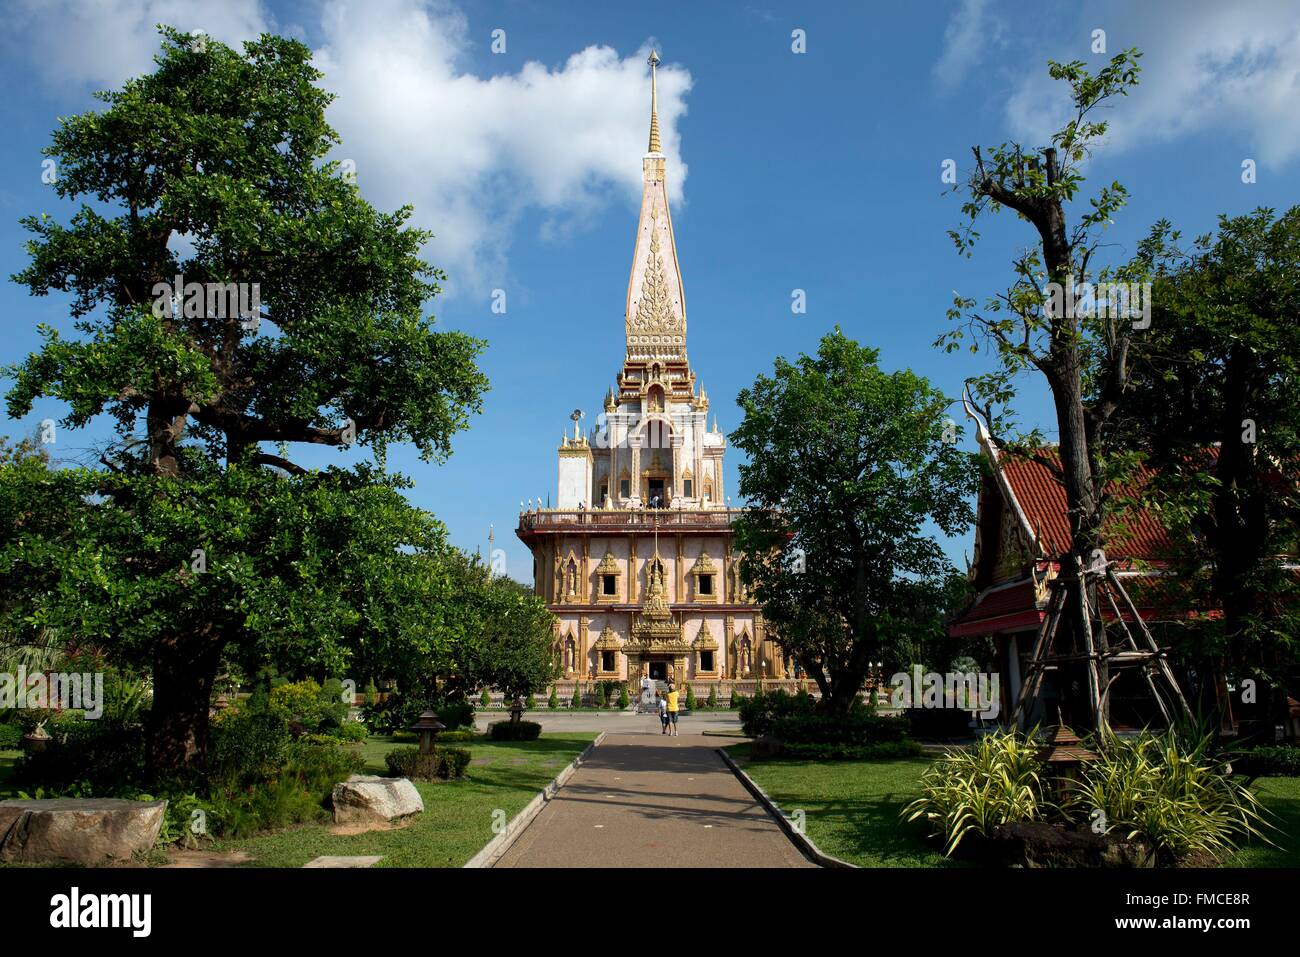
[730,329,977,712]
[2,27,491,773]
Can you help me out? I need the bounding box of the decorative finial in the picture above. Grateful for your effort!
[647,49,661,154]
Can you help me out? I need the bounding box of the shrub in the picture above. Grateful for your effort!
[437,701,476,731]
[488,720,542,741]
[1079,730,1270,864]
[208,706,291,787]
[685,686,697,710]
[906,707,975,741]
[770,712,910,746]
[436,730,480,743]
[548,687,559,709]
[902,730,1053,855]
[480,688,492,709]
[525,693,537,710]
[269,679,323,723]
[320,721,368,743]
[738,689,816,737]
[364,679,380,707]
[440,747,472,779]
[0,723,21,749]
[730,690,744,707]
[384,745,472,781]
[570,686,583,709]
[1234,745,1300,778]
[595,685,607,709]
[617,686,630,709]
[15,717,147,794]
[706,686,718,710]
[284,737,366,793]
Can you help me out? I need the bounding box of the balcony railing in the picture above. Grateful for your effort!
[518,507,746,531]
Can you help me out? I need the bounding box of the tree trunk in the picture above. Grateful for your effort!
[147,631,224,777]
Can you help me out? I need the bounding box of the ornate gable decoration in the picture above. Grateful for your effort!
[692,551,717,575]
[629,552,687,648]
[595,551,622,576]
[692,620,718,650]
[594,625,621,650]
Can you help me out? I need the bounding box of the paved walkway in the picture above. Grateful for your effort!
[494,728,814,868]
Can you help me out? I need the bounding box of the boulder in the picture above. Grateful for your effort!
[990,821,1155,868]
[331,775,423,825]
[0,798,166,866]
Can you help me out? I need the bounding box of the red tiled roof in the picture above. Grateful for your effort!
[949,572,1204,638]
[998,451,1173,561]
[949,579,1042,637]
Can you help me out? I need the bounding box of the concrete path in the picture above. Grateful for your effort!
[494,729,814,868]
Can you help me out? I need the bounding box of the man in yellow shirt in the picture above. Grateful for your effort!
[665,684,680,736]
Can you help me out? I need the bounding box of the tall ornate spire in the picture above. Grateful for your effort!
[625,48,686,362]
[647,49,661,154]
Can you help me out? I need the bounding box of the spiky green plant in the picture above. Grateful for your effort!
[1079,728,1272,864]
[902,729,1053,854]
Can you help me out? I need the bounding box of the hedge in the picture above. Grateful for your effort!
[384,746,472,781]
[488,720,542,741]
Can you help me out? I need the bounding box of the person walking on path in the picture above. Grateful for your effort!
[665,684,680,736]
[657,690,669,733]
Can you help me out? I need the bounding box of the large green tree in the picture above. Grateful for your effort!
[3,28,488,773]
[731,330,977,713]
[1114,207,1300,719]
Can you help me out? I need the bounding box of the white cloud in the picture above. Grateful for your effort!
[933,0,1005,92]
[1003,0,1300,169]
[6,0,692,299]
[4,0,269,92]
[314,0,690,297]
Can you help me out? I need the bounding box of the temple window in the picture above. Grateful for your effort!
[602,651,615,672]
[699,574,713,595]
[683,479,693,497]
[603,574,617,596]
[701,650,714,672]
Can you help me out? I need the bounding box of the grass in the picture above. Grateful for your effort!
[0,750,19,801]
[726,743,961,868]
[213,732,596,867]
[1222,775,1300,868]
[727,743,1300,868]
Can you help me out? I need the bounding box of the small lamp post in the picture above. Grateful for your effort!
[411,710,446,755]
[1036,724,1098,802]
[509,695,525,725]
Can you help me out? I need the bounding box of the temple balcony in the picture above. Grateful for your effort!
[516,506,744,540]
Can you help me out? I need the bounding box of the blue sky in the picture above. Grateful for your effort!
[2,0,1299,582]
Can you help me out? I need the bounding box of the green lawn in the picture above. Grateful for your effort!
[1223,775,1300,868]
[726,744,961,868]
[728,744,1300,868]
[215,733,596,867]
[0,750,19,801]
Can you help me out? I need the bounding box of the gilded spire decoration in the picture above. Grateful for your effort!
[625,47,686,360]
[648,49,661,154]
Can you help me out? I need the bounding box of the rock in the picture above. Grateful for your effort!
[0,798,166,866]
[990,821,1155,868]
[331,775,423,825]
